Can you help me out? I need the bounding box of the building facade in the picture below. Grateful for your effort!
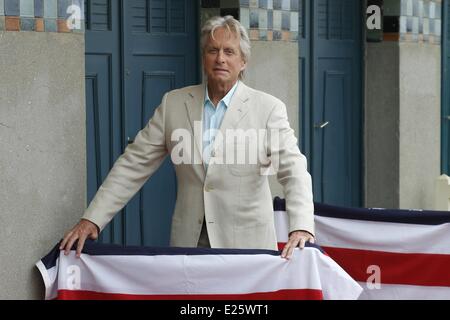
[0,0,445,298]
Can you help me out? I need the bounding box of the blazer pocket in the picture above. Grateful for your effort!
[227,164,261,177]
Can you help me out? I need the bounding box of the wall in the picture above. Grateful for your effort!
[365,41,400,209]
[0,0,86,300]
[399,42,441,209]
[365,0,442,209]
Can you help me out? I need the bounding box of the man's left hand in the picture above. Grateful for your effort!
[281,230,315,259]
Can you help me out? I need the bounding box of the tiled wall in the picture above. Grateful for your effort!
[201,0,299,42]
[384,0,442,44]
[0,0,84,32]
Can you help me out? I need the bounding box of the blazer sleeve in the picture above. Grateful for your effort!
[266,101,315,237]
[82,93,169,231]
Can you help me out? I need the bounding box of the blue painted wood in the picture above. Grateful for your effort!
[85,0,199,246]
[122,0,199,246]
[85,0,123,245]
[442,0,450,174]
[300,0,362,207]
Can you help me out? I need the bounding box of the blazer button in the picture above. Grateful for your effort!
[204,185,213,192]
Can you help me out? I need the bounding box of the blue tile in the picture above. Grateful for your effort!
[20,17,35,30]
[58,0,71,18]
[273,0,282,10]
[35,0,43,17]
[290,31,298,41]
[259,0,267,9]
[423,1,429,18]
[44,0,58,18]
[281,10,290,30]
[267,9,273,29]
[273,29,282,40]
[44,18,57,31]
[4,0,19,16]
[412,0,419,16]
[20,0,34,17]
[281,0,290,10]
[0,0,4,16]
[240,0,249,7]
[259,29,267,40]
[435,1,441,19]
[258,8,267,28]
[290,0,298,11]
[250,8,258,28]
[406,16,413,32]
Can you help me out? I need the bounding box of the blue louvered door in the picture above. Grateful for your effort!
[300,0,362,207]
[85,0,199,246]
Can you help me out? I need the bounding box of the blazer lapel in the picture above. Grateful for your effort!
[184,84,206,178]
[213,81,250,149]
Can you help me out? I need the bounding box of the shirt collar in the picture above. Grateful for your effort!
[204,80,240,108]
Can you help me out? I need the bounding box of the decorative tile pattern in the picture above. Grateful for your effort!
[385,0,442,44]
[202,0,299,41]
[0,0,84,33]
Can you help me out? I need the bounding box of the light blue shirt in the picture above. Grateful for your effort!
[203,81,239,169]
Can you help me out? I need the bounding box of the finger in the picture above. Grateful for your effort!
[59,231,73,250]
[299,238,306,249]
[76,234,88,258]
[309,237,315,244]
[281,244,289,258]
[286,242,296,259]
[64,234,79,256]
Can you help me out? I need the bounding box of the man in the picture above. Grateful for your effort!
[60,16,315,259]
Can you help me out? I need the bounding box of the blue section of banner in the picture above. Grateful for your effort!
[41,240,324,270]
[273,197,450,225]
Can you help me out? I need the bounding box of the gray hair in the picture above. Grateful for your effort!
[201,15,251,79]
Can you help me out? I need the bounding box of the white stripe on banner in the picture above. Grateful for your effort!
[315,215,450,255]
[36,245,362,300]
[274,209,450,299]
[357,282,450,300]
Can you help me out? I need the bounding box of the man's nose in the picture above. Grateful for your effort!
[215,50,225,63]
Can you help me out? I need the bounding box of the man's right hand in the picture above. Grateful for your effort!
[59,219,100,258]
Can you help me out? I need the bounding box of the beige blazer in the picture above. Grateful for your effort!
[82,82,314,250]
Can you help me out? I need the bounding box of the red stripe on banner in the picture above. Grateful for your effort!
[57,289,323,300]
[322,246,450,287]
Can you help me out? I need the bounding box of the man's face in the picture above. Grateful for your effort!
[203,27,246,87]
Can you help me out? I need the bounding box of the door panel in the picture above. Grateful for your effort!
[85,0,124,244]
[301,0,362,207]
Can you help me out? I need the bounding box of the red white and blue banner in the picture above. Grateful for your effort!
[274,197,450,300]
[36,241,362,300]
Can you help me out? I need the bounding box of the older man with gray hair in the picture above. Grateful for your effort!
[60,15,315,259]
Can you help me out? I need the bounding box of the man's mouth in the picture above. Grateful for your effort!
[214,68,228,73]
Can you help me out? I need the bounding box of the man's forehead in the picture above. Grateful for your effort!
[208,27,240,42]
